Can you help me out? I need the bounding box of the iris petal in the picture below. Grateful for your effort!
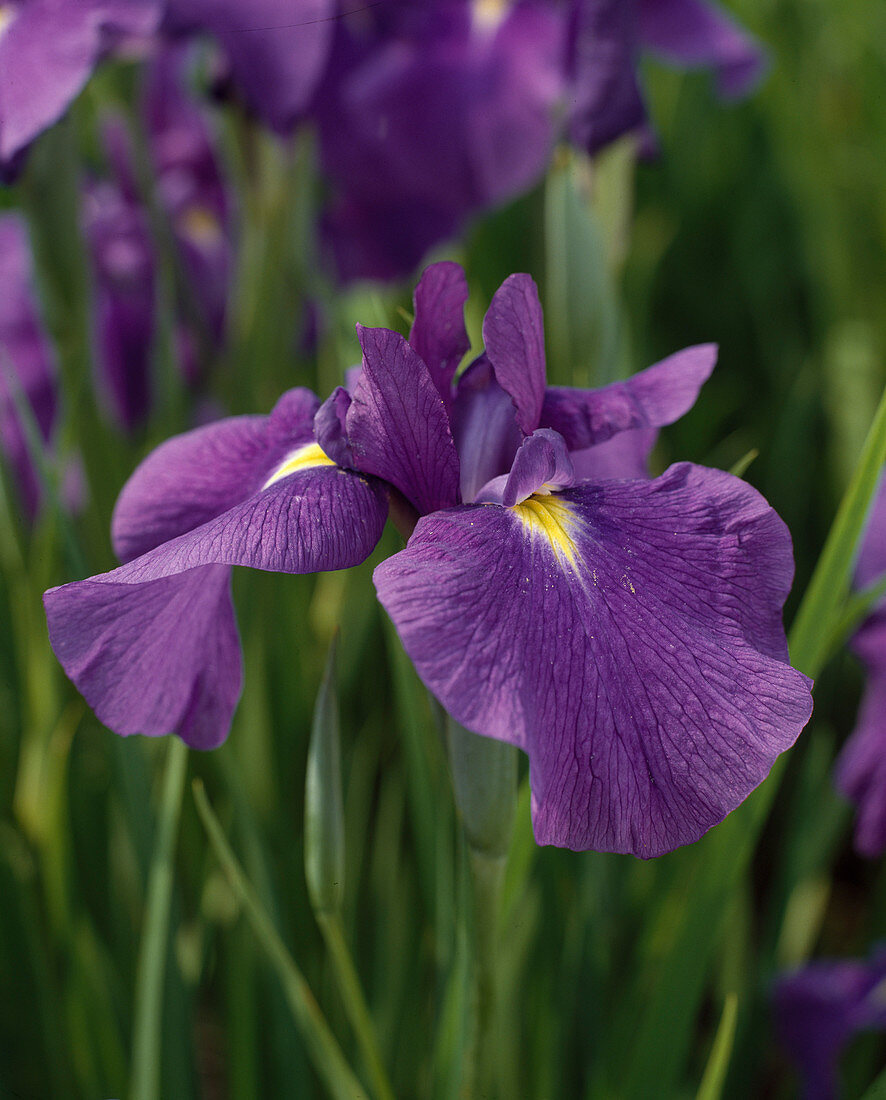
[47,464,387,747]
[375,462,812,856]
[638,0,766,100]
[540,343,717,451]
[482,273,547,435]
[111,387,319,562]
[349,324,461,515]
[834,612,886,856]
[408,261,470,408]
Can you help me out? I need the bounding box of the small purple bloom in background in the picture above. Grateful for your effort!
[144,43,234,382]
[44,263,811,856]
[0,212,63,520]
[774,947,886,1100]
[834,476,886,856]
[0,0,160,173]
[83,121,156,432]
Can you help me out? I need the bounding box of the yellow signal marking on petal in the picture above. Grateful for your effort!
[0,5,17,40]
[179,205,223,248]
[263,442,335,490]
[511,494,580,570]
[472,0,509,32]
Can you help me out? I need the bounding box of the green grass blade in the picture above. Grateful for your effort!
[696,994,738,1100]
[193,779,370,1100]
[790,380,886,675]
[130,737,189,1100]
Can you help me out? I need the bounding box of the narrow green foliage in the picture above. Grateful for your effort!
[447,718,518,861]
[305,634,345,918]
[193,780,370,1100]
[130,737,189,1100]
[790,380,886,676]
[544,151,622,387]
[696,994,738,1100]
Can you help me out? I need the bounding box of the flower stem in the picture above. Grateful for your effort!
[446,718,518,1097]
[130,737,189,1100]
[467,846,508,1098]
[316,911,396,1100]
[192,780,370,1100]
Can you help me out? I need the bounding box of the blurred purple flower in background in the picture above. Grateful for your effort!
[0,1,767,280]
[313,1,564,280]
[144,43,234,382]
[0,0,160,173]
[774,947,886,1100]
[0,212,64,519]
[83,60,234,428]
[45,262,811,857]
[834,476,886,856]
[313,0,765,278]
[83,121,157,432]
[162,0,336,132]
[567,0,766,153]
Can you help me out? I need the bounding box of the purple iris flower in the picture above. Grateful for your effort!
[0,0,160,173]
[144,43,234,381]
[567,0,767,153]
[774,947,886,1100]
[0,211,62,520]
[371,263,811,855]
[162,0,336,132]
[313,1,565,280]
[44,262,810,856]
[313,0,765,279]
[83,121,156,432]
[834,477,886,856]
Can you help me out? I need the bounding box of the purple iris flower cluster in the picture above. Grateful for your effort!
[774,948,886,1100]
[44,262,812,857]
[834,478,886,857]
[1,0,765,280]
[83,46,233,430]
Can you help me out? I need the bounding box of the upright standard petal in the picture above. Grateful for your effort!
[450,354,522,504]
[47,461,388,747]
[482,273,547,436]
[408,261,471,407]
[476,429,574,507]
[375,463,811,856]
[349,325,461,515]
[639,0,767,100]
[540,343,717,451]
